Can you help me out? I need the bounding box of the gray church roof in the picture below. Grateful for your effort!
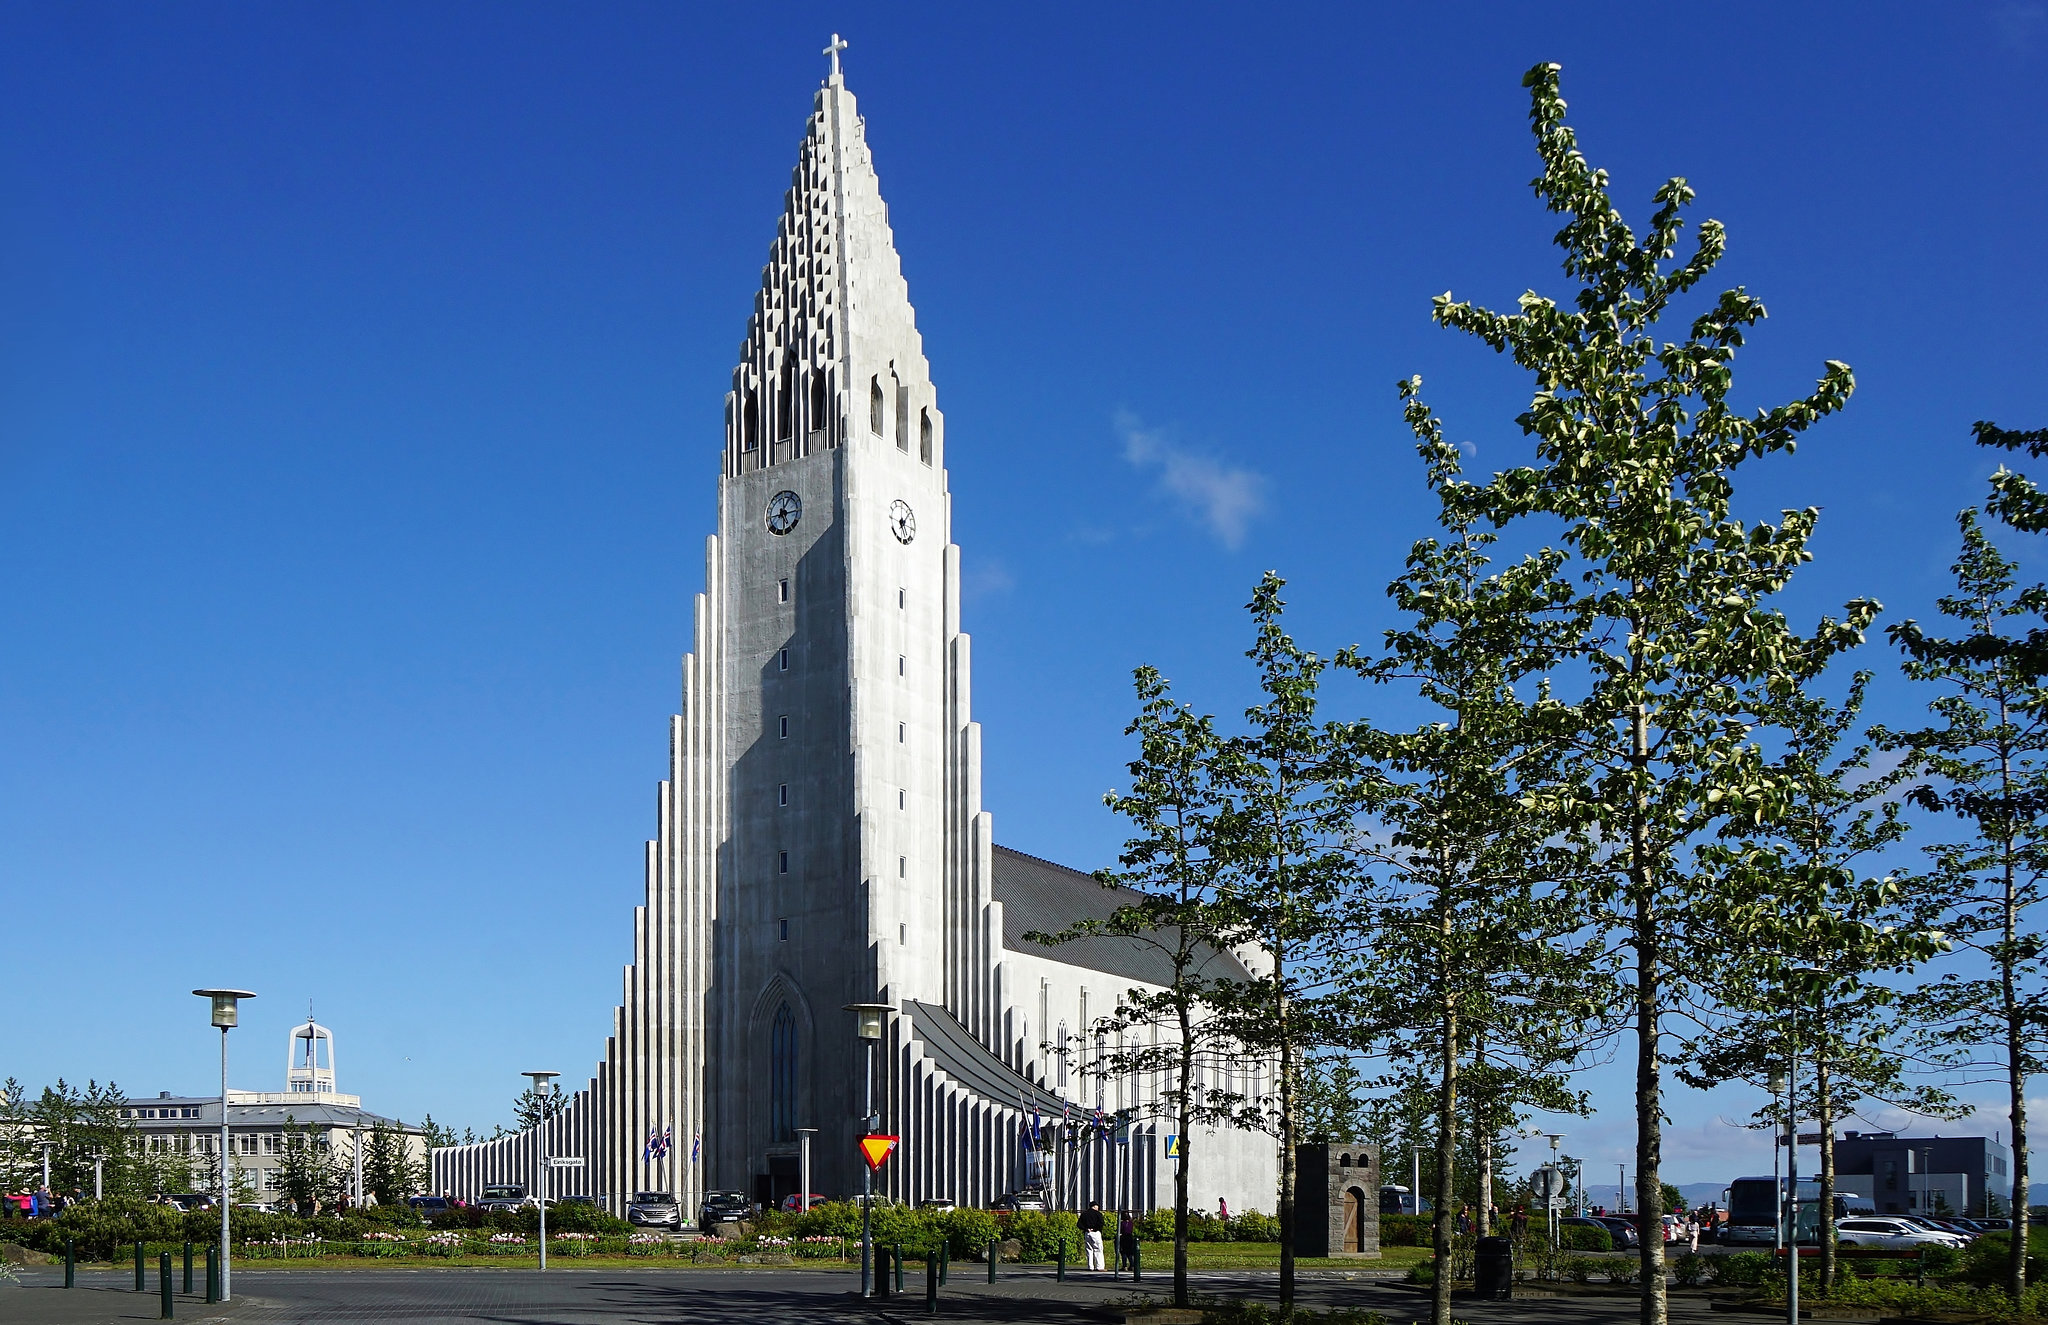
[991,845,1252,987]
[904,1000,1066,1114]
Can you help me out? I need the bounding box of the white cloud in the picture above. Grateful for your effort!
[962,558,1015,601]
[1116,410,1266,549]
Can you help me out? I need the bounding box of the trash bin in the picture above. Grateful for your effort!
[1474,1236,1514,1300]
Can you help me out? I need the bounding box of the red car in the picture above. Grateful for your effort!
[779,1193,827,1211]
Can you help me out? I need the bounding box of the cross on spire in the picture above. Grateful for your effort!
[823,33,848,79]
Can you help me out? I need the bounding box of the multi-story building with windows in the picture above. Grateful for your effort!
[124,1017,426,1203]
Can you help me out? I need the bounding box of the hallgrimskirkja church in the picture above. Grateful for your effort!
[432,45,1279,1218]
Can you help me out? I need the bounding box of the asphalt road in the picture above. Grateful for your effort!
[0,1265,1741,1324]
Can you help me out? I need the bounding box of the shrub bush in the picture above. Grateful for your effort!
[996,1209,1079,1262]
[1713,1251,1776,1288]
[1671,1252,1707,1286]
[1379,1214,1428,1247]
[1560,1225,1612,1253]
[1229,1210,1281,1242]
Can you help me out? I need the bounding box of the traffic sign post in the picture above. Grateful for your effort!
[860,1135,899,1171]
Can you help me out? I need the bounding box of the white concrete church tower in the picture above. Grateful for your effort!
[435,42,1277,1218]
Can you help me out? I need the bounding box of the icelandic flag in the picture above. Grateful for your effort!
[661,1126,673,1158]
[691,1132,701,1163]
[642,1125,666,1162]
[1029,1111,1043,1148]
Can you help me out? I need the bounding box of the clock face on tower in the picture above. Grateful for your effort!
[765,490,802,536]
[888,499,916,544]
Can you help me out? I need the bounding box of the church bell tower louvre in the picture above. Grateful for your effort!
[432,40,1279,1221]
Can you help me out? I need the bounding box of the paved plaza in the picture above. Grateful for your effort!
[0,1265,1742,1324]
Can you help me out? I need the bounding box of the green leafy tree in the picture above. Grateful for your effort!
[1415,62,1874,1322]
[1026,666,1249,1309]
[1682,673,1950,1287]
[1876,510,2048,1299]
[418,1113,477,1150]
[361,1121,425,1205]
[1208,574,1358,1313]
[271,1115,345,1214]
[1339,442,1601,1325]
[512,1086,566,1133]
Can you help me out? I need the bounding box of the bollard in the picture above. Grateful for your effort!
[1131,1240,1141,1282]
[939,1241,949,1285]
[988,1238,997,1282]
[64,1236,75,1289]
[1056,1238,1065,1281]
[925,1250,939,1315]
[183,1241,193,1294]
[894,1243,904,1294]
[159,1252,173,1319]
[136,1241,146,1291]
[877,1246,891,1300]
[206,1246,218,1304]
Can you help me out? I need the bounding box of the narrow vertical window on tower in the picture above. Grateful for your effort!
[893,373,908,450]
[897,856,906,878]
[898,789,905,809]
[771,1004,796,1142]
[779,648,789,671]
[898,587,906,609]
[898,655,905,677]
[919,408,933,465]
[779,918,789,941]
[778,578,790,603]
[778,852,789,874]
[898,923,907,945]
[778,783,788,807]
[898,722,906,743]
[870,376,884,435]
[779,716,789,738]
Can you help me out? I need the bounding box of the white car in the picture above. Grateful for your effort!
[1834,1217,1968,1250]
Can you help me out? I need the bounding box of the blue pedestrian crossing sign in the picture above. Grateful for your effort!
[1166,1135,1182,1157]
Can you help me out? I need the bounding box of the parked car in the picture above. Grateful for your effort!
[1834,1216,1969,1250]
[990,1191,1047,1212]
[407,1196,455,1217]
[1590,1216,1642,1249]
[477,1184,532,1213]
[778,1193,828,1212]
[627,1191,681,1229]
[166,1193,216,1212]
[918,1199,957,1211]
[698,1189,749,1228]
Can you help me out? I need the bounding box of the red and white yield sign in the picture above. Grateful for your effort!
[858,1135,899,1171]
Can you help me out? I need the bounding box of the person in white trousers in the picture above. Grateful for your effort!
[1080,1201,1106,1270]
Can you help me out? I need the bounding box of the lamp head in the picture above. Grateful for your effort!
[843,1002,892,1042]
[522,1070,561,1097]
[193,989,256,1029]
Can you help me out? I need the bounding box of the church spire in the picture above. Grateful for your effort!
[723,44,939,477]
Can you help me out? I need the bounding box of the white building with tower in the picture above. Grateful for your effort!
[432,40,1277,1218]
[126,1017,426,1204]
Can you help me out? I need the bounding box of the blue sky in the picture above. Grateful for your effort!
[2,3,2043,1189]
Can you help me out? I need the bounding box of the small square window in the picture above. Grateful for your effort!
[778,851,789,874]
[780,918,789,941]
[779,648,789,671]
[898,722,906,743]
[779,716,789,739]
[779,578,790,603]
[779,783,789,806]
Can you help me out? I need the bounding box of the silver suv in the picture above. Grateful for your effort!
[627,1191,681,1230]
[477,1183,533,1213]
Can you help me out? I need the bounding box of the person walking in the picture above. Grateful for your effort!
[1118,1210,1138,1271]
[1511,1206,1529,1243]
[1687,1214,1700,1252]
[1080,1201,1106,1271]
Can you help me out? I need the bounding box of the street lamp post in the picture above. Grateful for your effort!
[193,989,254,1303]
[522,1071,560,1271]
[37,1140,56,1195]
[845,1002,891,1300]
[796,1129,817,1213]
